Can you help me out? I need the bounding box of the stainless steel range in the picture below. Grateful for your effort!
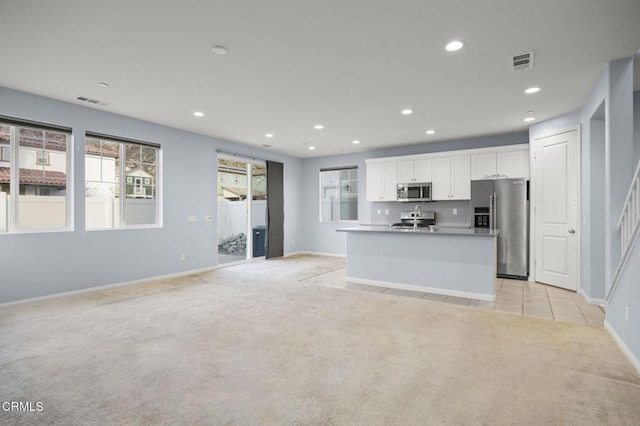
[391,209,435,229]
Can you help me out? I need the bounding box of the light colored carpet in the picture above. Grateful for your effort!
[1,254,639,425]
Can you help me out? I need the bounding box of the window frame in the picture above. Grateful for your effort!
[318,166,359,223]
[84,132,162,231]
[0,117,73,234]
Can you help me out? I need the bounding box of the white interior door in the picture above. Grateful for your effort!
[533,129,579,290]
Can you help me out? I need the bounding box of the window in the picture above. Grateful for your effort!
[0,146,10,161]
[85,134,160,229]
[0,120,71,233]
[319,167,358,222]
[36,150,50,165]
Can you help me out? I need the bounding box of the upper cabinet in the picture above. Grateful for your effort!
[366,160,398,202]
[432,155,470,200]
[398,158,432,183]
[365,144,528,203]
[471,149,529,180]
[497,150,529,179]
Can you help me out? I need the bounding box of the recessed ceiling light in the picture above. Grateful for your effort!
[211,45,228,55]
[426,130,435,135]
[401,109,413,115]
[524,117,535,122]
[314,124,324,130]
[265,133,274,138]
[308,146,316,150]
[352,140,360,144]
[525,87,541,94]
[98,82,109,88]
[193,111,205,118]
[445,40,464,52]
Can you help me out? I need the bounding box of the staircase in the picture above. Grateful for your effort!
[609,158,640,301]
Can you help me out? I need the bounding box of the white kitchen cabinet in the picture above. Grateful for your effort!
[432,155,470,200]
[451,155,471,199]
[397,158,432,183]
[497,150,529,179]
[471,149,529,180]
[471,153,497,180]
[431,157,451,200]
[366,161,398,201]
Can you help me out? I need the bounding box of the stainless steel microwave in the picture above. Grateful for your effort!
[397,182,432,202]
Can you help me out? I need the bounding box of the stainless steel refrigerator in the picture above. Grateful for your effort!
[470,178,529,279]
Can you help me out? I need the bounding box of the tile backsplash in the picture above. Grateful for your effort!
[367,200,470,227]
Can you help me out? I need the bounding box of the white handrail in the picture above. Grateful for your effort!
[609,158,640,301]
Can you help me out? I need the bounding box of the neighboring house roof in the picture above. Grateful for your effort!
[0,131,66,152]
[0,131,118,157]
[85,144,119,158]
[0,167,66,186]
[221,186,266,198]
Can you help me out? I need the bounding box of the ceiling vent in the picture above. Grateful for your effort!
[76,96,109,106]
[510,51,534,71]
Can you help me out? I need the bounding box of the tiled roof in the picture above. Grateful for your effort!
[85,144,119,158]
[0,131,118,157]
[0,167,66,186]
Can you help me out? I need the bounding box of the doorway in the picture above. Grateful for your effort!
[217,155,267,265]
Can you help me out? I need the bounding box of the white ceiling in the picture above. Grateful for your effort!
[1,1,639,158]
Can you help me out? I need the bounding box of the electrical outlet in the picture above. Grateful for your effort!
[625,306,629,323]
[377,209,381,215]
[453,208,457,215]
[385,209,389,215]
[204,215,213,222]
[188,215,197,223]
[180,253,186,261]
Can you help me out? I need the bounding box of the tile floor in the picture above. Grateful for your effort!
[308,269,605,327]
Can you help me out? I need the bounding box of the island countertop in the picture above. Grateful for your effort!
[337,225,499,237]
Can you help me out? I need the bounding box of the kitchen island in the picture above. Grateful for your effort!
[337,225,499,301]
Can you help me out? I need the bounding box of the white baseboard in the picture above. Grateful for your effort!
[346,276,495,302]
[287,250,346,258]
[604,319,640,375]
[579,288,607,307]
[0,265,218,308]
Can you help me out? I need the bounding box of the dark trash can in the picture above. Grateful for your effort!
[253,225,266,257]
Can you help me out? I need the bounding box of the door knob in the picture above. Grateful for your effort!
[568,229,576,234]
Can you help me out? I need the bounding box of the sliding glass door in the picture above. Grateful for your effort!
[217,155,267,265]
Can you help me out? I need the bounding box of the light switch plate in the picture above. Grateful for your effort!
[188,215,197,223]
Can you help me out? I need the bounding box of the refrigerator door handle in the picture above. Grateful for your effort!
[489,194,494,230]
[493,193,497,231]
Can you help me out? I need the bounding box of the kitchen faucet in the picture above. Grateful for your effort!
[413,204,421,230]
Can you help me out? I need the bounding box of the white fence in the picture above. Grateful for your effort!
[217,199,266,243]
[0,193,156,231]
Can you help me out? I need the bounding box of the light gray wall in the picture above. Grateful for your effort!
[0,86,302,303]
[298,132,528,255]
[606,227,640,367]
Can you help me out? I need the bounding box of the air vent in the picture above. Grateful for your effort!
[261,144,272,148]
[510,51,534,71]
[76,96,109,106]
